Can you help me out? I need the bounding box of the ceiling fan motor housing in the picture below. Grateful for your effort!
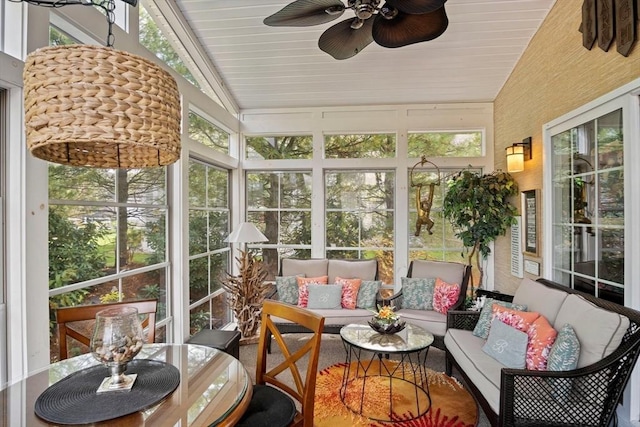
[349,0,381,20]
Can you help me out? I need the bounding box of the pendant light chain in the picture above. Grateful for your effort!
[9,0,118,47]
[102,0,116,47]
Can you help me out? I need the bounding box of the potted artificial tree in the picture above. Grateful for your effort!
[442,170,518,297]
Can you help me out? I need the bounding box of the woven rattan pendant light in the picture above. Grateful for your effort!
[20,0,181,168]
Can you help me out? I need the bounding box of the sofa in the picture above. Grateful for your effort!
[444,278,640,427]
[267,258,470,351]
[383,260,471,350]
[267,258,381,339]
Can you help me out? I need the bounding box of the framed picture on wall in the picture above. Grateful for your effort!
[522,190,538,255]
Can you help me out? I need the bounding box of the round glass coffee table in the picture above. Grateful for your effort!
[339,323,434,422]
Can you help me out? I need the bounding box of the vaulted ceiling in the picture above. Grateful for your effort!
[172,0,557,111]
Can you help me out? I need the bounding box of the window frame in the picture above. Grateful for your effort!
[543,84,639,305]
[187,158,232,334]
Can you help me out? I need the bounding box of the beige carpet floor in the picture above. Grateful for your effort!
[238,333,491,426]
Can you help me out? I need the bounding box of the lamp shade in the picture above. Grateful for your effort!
[23,45,181,168]
[506,145,525,173]
[225,222,268,244]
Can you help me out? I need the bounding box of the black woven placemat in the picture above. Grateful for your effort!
[35,359,180,425]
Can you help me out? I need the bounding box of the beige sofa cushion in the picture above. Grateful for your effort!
[328,259,377,283]
[554,294,630,368]
[444,329,502,413]
[512,278,568,325]
[409,260,465,285]
[274,308,372,326]
[281,258,328,278]
[396,308,447,337]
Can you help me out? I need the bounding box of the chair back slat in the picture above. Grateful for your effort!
[55,299,158,360]
[257,300,325,427]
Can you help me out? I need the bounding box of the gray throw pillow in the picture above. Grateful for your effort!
[472,298,528,339]
[275,275,303,305]
[401,277,435,310]
[482,319,528,369]
[307,284,342,309]
[356,280,382,309]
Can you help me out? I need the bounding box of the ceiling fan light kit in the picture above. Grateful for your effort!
[264,0,449,59]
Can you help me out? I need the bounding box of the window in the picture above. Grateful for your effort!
[408,131,482,158]
[325,170,395,283]
[188,160,231,334]
[49,25,78,46]
[245,135,312,160]
[48,167,169,361]
[189,110,230,154]
[246,171,312,279]
[550,109,624,304]
[46,26,169,362]
[324,134,396,158]
[139,3,200,89]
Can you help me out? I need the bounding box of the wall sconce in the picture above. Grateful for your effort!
[505,137,532,173]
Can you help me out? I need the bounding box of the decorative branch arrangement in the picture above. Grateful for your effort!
[221,250,270,340]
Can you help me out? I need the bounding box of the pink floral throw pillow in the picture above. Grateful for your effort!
[296,276,328,307]
[526,315,558,370]
[491,305,540,333]
[432,278,460,315]
[335,277,362,309]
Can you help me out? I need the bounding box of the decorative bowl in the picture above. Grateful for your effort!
[368,318,406,335]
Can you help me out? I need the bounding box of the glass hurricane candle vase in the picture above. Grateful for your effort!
[90,306,144,391]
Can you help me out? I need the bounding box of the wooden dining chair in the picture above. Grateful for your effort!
[55,299,158,360]
[236,300,325,427]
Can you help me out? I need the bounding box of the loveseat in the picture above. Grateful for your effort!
[444,278,640,427]
[383,260,470,350]
[267,258,380,339]
[267,258,470,351]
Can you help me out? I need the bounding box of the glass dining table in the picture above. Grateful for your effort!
[0,343,252,426]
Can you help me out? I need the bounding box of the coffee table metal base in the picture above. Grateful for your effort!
[339,343,431,422]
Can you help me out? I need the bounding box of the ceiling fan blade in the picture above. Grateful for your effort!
[318,18,374,60]
[264,0,345,27]
[384,0,446,15]
[372,6,448,48]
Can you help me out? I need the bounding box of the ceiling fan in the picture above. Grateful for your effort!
[264,0,448,60]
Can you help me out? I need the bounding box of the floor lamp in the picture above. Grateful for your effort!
[222,222,269,341]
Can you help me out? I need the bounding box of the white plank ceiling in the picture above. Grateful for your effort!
[172,0,557,111]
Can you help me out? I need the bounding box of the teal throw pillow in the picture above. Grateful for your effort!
[472,298,528,339]
[356,280,382,309]
[276,275,302,305]
[307,284,342,309]
[401,277,435,310]
[547,323,580,401]
[482,319,528,369]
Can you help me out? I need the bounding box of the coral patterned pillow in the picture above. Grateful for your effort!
[336,277,362,309]
[526,315,558,370]
[432,278,460,315]
[491,305,540,333]
[297,276,328,307]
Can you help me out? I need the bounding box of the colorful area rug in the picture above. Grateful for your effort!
[314,361,478,427]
